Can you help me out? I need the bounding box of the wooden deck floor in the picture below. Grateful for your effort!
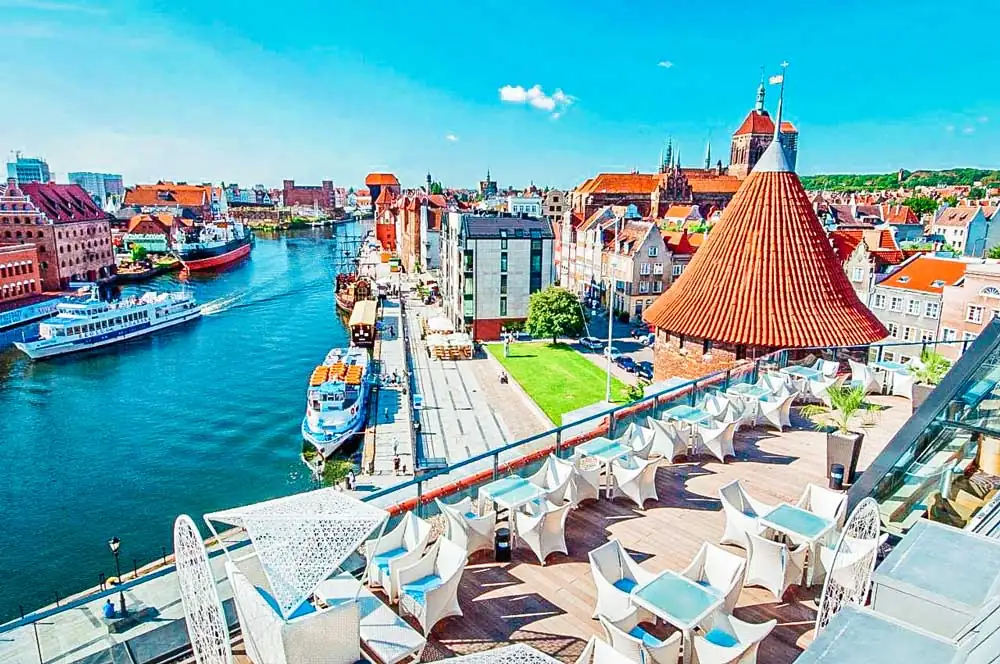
[233,396,909,664]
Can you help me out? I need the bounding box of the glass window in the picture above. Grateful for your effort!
[925,302,940,319]
[873,293,887,309]
[653,281,663,293]
[968,305,985,324]
[500,238,507,250]
[672,264,683,277]
[903,326,913,341]
[500,253,508,273]
[851,267,864,282]
[500,275,507,295]
[653,263,663,275]
[907,299,920,315]
[964,331,979,342]
[640,263,651,275]
[921,329,935,343]
[648,246,658,257]
[499,297,507,317]
[890,296,904,312]
[887,322,899,338]
[943,327,957,341]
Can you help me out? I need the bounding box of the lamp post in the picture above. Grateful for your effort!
[605,212,622,404]
[108,537,126,615]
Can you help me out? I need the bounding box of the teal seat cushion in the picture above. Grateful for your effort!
[256,586,316,620]
[402,574,442,606]
[704,628,739,648]
[613,577,638,593]
[628,626,663,648]
[373,547,407,572]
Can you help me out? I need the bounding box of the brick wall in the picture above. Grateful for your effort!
[282,179,336,210]
[0,243,42,302]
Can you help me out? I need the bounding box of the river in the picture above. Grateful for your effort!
[0,226,358,620]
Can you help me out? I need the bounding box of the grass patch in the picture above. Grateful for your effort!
[487,342,629,423]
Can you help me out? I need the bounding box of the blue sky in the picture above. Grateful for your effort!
[1,0,998,190]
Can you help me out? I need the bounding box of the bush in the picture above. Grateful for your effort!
[617,311,630,324]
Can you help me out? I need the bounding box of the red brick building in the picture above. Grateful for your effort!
[123,182,222,220]
[282,179,336,211]
[397,194,446,272]
[364,173,401,210]
[0,179,114,290]
[0,243,42,304]
[374,188,398,252]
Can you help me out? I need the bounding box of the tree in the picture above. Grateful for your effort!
[942,194,959,207]
[970,186,986,199]
[429,181,443,195]
[526,286,585,343]
[902,196,937,217]
[130,244,148,262]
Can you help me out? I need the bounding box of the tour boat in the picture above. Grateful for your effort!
[174,219,254,270]
[301,347,372,457]
[14,289,201,360]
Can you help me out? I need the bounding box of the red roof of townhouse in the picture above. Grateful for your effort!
[879,256,967,294]
[829,229,905,266]
[935,207,981,227]
[20,182,106,222]
[732,110,798,136]
[663,204,698,219]
[879,204,919,224]
[576,173,660,195]
[124,183,214,208]
[643,141,886,348]
[662,230,702,255]
[604,221,653,256]
[374,187,395,206]
[364,173,400,187]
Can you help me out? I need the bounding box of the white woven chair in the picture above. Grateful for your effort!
[569,454,603,506]
[397,537,466,636]
[527,454,576,505]
[815,498,883,633]
[515,500,571,566]
[758,394,794,431]
[718,480,773,549]
[692,611,776,664]
[892,370,916,400]
[599,608,682,664]
[702,393,732,420]
[696,418,737,463]
[365,510,432,603]
[759,372,794,397]
[813,359,840,379]
[849,359,883,394]
[681,543,746,613]
[645,418,689,462]
[575,636,638,664]
[745,532,807,600]
[611,457,659,510]
[435,497,496,559]
[796,483,848,529]
[588,539,656,621]
[621,422,655,460]
[808,375,841,406]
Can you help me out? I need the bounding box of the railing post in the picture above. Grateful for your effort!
[724,369,731,391]
[752,359,761,383]
[99,572,105,591]
[689,380,698,406]
[492,453,499,481]
[921,340,927,358]
[415,479,423,517]
[608,410,617,437]
[554,429,562,457]
[877,344,885,362]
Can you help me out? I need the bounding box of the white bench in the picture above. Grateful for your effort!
[317,574,426,664]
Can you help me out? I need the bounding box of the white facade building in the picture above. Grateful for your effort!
[505,195,542,217]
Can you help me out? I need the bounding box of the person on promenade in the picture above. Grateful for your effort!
[103,599,115,619]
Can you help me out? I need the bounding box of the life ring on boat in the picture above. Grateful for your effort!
[106,576,120,586]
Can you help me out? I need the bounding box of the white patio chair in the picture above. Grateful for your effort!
[365,510,432,603]
[397,537,466,636]
[588,539,656,621]
[758,372,793,397]
[569,454,603,506]
[812,358,840,379]
[621,422,655,460]
[849,359,883,394]
[610,457,659,510]
[515,500,571,565]
[758,394,794,432]
[645,418,689,462]
[599,608,682,664]
[681,543,746,613]
[435,497,496,559]
[575,636,639,664]
[796,483,848,529]
[718,480,773,549]
[744,532,807,600]
[527,454,575,505]
[816,533,884,589]
[695,418,737,463]
[692,611,777,664]
[808,374,841,406]
[907,356,925,372]
[891,370,916,400]
[702,393,732,420]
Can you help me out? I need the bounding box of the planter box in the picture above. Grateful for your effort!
[827,430,864,485]
[912,383,935,413]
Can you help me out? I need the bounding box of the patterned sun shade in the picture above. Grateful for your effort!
[205,488,388,620]
[447,645,561,664]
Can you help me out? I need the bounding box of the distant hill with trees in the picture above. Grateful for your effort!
[800,168,1000,192]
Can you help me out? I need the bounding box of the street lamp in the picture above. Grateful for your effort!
[108,537,126,615]
[605,212,622,404]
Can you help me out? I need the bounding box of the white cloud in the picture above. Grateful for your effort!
[963,126,976,134]
[445,133,458,142]
[979,115,989,124]
[945,125,955,133]
[498,84,574,118]
[0,0,106,13]
[657,60,673,68]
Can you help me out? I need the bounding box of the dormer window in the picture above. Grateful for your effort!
[931,279,946,288]
[898,276,910,283]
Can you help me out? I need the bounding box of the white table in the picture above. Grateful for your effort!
[872,360,910,393]
[575,437,634,498]
[478,475,548,529]
[632,569,725,664]
[759,503,836,586]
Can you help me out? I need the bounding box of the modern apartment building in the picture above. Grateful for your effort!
[441,213,554,340]
[6,154,50,184]
[68,172,125,209]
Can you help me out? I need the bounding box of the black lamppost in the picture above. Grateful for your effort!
[108,537,126,615]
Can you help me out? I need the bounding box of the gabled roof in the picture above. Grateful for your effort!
[20,182,106,223]
[576,173,660,195]
[126,213,181,233]
[663,204,700,219]
[829,229,905,266]
[364,173,400,187]
[879,256,967,294]
[687,175,742,194]
[733,109,798,136]
[374,187,395,206]
[643,141,886,348]
[879,204,919,224]
[124,183,211,208]
[935,207,983,227]
[605,221,653,256]
[662,230,701,255]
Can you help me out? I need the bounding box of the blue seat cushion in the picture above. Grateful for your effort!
[372,547,407,572]
[628,626,663,648]
[703,627,739,648]
[255,586,316,620]
[401,574,442,606]
[613,577,638,593]
[464,512,479,520]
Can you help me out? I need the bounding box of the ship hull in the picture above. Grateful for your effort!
[301,403,367,457]
[180,237,253,271]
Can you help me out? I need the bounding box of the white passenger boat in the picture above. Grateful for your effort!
[14,289,201,360]
[301,347,372,457]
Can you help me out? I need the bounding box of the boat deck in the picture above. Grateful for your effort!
[232,395,909,664]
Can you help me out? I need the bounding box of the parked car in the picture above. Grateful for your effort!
[616,356,637,373]
[636,361,654,380]
[603,346,622,361]
[580,336,603,350]
[630,326,650,338]
[639,333,655,346]
[513,331,532,341]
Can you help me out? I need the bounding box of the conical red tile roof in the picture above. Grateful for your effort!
[643,143,886,348]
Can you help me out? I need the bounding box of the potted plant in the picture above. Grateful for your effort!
[911,350,951,412]
[801,384,868,485]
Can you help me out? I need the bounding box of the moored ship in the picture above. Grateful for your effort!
[174,219,254,270]
[14,289,201,360]
[301,346,372,457]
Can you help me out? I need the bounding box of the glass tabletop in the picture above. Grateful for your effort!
[781,366,823,379]
[873,360,908,373]
[761,503,834,540]
[633,570,722,629]
[480,475,528,499]
[480,475,545,508]
[727,384,770,399]
[577,437,616,456]
[665,405,712,425]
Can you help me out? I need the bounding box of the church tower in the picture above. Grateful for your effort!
[729,66,799,179]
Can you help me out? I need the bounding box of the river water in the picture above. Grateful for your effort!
[0,227,358,620]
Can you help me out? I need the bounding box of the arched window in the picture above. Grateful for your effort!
[36,231,43,238]
[981,286,1000,299]
[25,231,32,238]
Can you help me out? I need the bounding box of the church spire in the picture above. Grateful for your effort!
[755,62,791,174]
[755,65,766,112]
[664,138,673,172]
[704,139,712,170]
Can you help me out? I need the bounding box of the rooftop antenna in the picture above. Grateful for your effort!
[773,61,789,141]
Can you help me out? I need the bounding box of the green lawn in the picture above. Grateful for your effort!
[487,342,630,423]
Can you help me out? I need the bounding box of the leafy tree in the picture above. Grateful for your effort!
[130,244,148,262]
[970,186,986,199]
[429,181,443,195]
[988,246,1000,260]
[942,194,959,207]
[526,286,585,343]
[902,196,937,217]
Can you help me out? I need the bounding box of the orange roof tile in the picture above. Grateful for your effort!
[935,207,981,227]
[878,204,918,224]
[687,176,742,194]
[374,187,395,206]
[643,142,885,348]
[576,173,660,195]
[662,230,699,255]
[365,173,400,186]
[124,183,212,208]
[663,204,699,219]
[733,110,798,136]
[880,256,967,294]
[605,221,653,256]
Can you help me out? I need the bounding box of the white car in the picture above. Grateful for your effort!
[602,346,622,361]
[580,336,603,350]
